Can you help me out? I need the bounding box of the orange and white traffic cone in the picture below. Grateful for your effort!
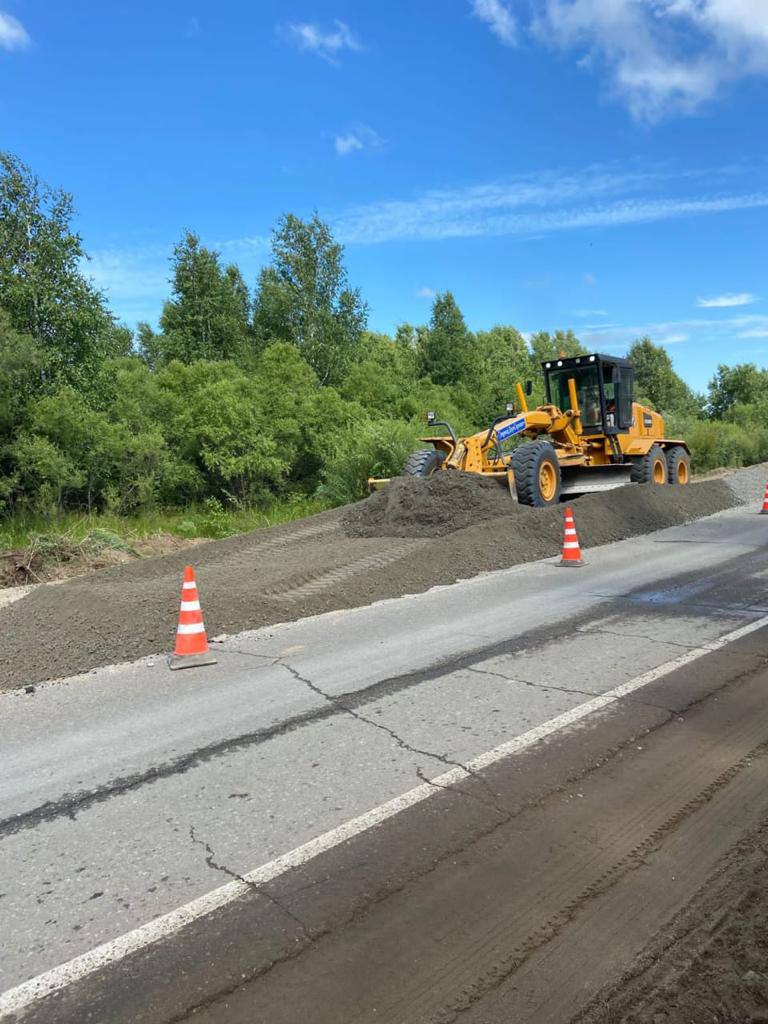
[169,566,217,670]
[559,506,584,567]
[760,483,768,515]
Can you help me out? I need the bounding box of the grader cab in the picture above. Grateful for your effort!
[370,353,690,507]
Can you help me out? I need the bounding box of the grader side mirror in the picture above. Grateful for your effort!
[525,380,533,397]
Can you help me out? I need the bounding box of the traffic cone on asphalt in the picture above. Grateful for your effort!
[558,507,584,567]
[760,483,768,515]
[169,566,217,670]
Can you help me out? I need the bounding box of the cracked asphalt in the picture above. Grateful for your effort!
[4,505,768,1023]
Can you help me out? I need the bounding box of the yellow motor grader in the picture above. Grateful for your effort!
[370,353,690,507]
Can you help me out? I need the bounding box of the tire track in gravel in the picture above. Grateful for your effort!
[269,540,429,602]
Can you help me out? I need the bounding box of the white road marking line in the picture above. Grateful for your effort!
[2,612,767,1016]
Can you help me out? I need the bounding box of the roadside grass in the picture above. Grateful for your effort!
[0,495,333,554]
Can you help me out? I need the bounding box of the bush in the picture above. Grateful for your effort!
[668,412,768,473]
[319,419,420,505]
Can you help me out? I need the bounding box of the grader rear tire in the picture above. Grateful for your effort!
[402,448,446,478]
[630,444,668,485]
[512,441,562,507]
[667,446,691,485]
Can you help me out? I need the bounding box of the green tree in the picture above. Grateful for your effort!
[252,213,367,384]
[0,151,120,389]
[419,291,473,385]
[628,337,700,414]
[708,363,768,419]
[0,311,46,439]
[0,313,48,512]
[340,332,420,416]
[528,329,586,364]
[465,324,531,421]
[151,232,252,365]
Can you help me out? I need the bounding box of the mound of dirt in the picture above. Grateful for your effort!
[344,471,735,542]
[0,478,737,691]
[343,472,514,538]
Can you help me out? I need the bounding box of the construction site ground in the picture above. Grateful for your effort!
[3,464,768,1024]
[0,465,759,692]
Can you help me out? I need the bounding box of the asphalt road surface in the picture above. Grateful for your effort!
[3,505,768,1022]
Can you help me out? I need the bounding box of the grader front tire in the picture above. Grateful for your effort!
[402,448,446,478]
[512,441,562,507]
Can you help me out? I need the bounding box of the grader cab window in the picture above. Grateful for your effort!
[612,365,634,429]
[546,357,635,434]
[548,365,602,429]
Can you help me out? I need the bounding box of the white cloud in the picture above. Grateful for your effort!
[217,234,270,254]
[416,286,436,299]
[334,123,383,157]
[336,134,363,156]
[583,272,597,286]
[697,292,758,307]
[658,332,689,344]
[85,248,167,300]
[0,11,31,51]
[576,313,768,352]
[284,20,361,64]
[472,0,517,46]
[575,308,608,317]
[530,0,768,120]
[333,162,768,245]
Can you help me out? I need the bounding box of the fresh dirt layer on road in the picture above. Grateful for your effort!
[584,822,768,1024]
[0,472,747,691]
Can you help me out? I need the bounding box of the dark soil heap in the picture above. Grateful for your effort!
[0,474,737,691]
[343,472,514,538]
[344,470,735,542]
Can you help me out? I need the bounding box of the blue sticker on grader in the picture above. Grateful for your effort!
[496,418,526,442]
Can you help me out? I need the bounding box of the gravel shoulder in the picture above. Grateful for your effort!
[0,467,761,692]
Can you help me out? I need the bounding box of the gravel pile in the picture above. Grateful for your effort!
[721,461,768,507]
[0,470,742,691]
[343,472,513,538]
[345,470,736,542]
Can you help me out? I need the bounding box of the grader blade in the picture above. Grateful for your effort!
[559,464,634,495]
[367,477,391,493]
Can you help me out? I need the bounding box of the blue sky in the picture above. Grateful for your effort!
[1,0,767,392]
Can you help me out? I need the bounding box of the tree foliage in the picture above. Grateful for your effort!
[418,291,473,385]
[0,152,120,390]
[708,363,768,419]
[628,337,701,415]
[253,213,367,384]
[146,232,252,366]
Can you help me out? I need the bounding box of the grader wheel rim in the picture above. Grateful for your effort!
[653,458,666,484]
[677,460,689,484]
[539,461,557,502]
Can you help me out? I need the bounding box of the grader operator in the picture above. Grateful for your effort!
[370,353,690,507]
